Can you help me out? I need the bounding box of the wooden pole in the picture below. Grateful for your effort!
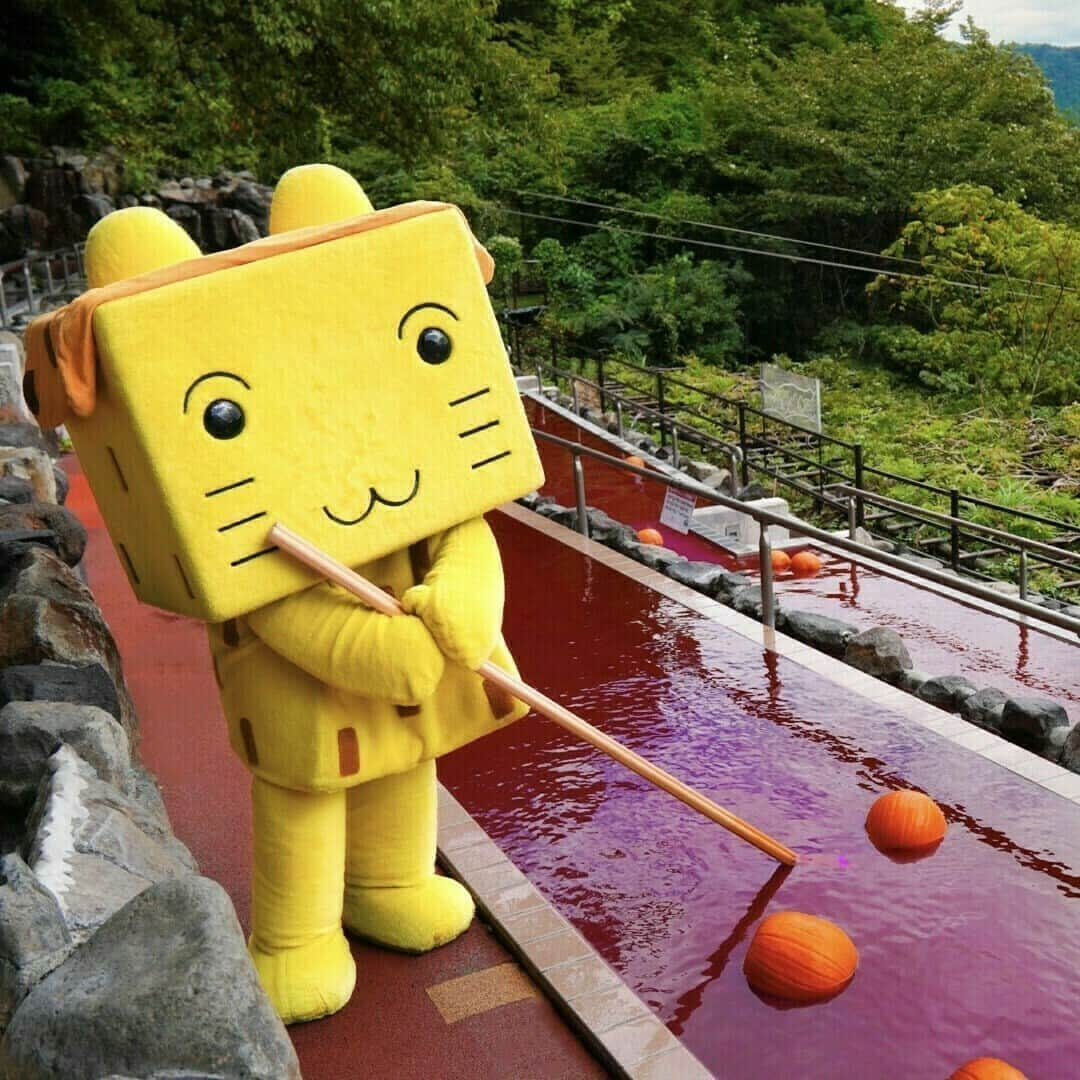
[268,522,798,867]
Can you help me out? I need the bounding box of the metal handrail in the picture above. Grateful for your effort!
[529,424,1080,638]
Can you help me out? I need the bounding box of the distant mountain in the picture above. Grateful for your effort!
[1014,44,1080,116]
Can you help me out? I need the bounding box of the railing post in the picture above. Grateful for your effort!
[671,426,680,470]
[43,255,54,298]
[1018,549,1028,600]
[74,244,85,281]
[950,489,961,571]
[853,444,865,528]
[759,527,776,629]
[550,334,558,374]
[22,262,36,314]
[0,271,8,329]
[656,370,667,448]
[572,452,590,539]
[615,400,624,440]
[848,498,858,540]
[729,446,741,490]
[571,377,580,416]
[737,403,749,486]
[597,355,606,412]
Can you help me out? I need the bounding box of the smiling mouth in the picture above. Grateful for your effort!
[322,469,421,526]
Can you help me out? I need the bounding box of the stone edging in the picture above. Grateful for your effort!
[436,784,713,1080]
[499,501,1080,808]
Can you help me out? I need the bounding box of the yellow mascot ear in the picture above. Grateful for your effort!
[85,206,202,288]
[269,163,374,234]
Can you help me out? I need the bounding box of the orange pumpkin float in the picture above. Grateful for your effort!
[743,912,858,1003]
[770,550,792,572]
[949,1057,1027,1080]
[625,455,646,468]
[637,528,664,546]
[789,550,822,576]
[866,790,946,852]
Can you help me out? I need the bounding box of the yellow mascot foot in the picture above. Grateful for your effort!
[249,930,356,1024]
[343,875,474,953]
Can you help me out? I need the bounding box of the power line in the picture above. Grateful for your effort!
[512,190,1077,295]
[494,205,1050,298]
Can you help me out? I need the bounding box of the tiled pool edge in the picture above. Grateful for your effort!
[497,501,1080,809]
[435,784,714,1079]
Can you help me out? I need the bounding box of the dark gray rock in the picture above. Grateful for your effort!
[1060,726,1080,774]
[665,560,736,597]
[164,203,203,247]
[69,193,114,233]
[960,688,1009,733]
[23,747,196,943]
[916,675,979,712]
[0,423,54,455]
[736,481,767,502]
[0,701,129,808]
[0,205,49,262]
[783,610,859,657]
[0,546,137,742]
[711,570,752,602]
[202,207,260,252]
[0,852,73,1031]
[0,661,121,723]
[0,502,86,566]
[729,585,784,627]
[51,465,68,506]
[517,491,549,511]
[895,668,932,694]
[0,876,300,1080]
[533,500,569,520]
[843,627,913,679]
[0,477,33,504]
[684,459,719,482]
[624,542,686,572]
[1000,697,1072,761]
[0,157,27,210]
[584,508,637,547]
[702,468,734,494]
[220,180,271,234]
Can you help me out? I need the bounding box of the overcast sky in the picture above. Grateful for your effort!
[893,1,1080,46]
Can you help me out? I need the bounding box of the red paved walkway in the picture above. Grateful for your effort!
[64,458,607,1080]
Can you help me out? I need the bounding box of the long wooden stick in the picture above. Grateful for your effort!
[269,522,798,867]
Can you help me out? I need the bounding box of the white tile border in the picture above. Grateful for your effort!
[497,500,1080,811]
[436,784,714,1079]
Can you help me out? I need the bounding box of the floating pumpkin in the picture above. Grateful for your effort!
[866,790,946,852]
[949,1057,1027,1080]
[789,550,822,576]
[770,550,792,572]
[637,528,664,546]
[743,911,858,1003]
[625,455,646,468]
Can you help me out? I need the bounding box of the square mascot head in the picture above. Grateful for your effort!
[24,165,543,621]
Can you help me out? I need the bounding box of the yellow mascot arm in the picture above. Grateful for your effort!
[247,582,446,704]
[401,516,504,671]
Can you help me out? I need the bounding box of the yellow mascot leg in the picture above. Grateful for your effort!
[248,778,356,1024]
[343,759,474,952]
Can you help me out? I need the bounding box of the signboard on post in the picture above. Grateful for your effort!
[660,487,696,535]
[760,363,822,433]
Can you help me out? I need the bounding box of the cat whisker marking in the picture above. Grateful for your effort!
[106,447,129,492]
[471,450,511,470]
[173,555,195,599]
[218,511,268,533]
[449,387,490,407]
[458,420,500,439]
[205,477,255,498]
[230,546,279,567]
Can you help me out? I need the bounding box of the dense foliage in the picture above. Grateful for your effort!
[1,1,1077,424]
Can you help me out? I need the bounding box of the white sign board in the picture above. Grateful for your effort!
[660,487,696,534]
[760,363,822,433]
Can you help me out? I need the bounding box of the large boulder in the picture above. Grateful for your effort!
[0,853,73,1032]
[916,675,979,712]
[0,447,56,504]
[623,542,686,572]
[1000,697,1072,761]
[0,157,27,210]
[0,546,137,741]
[201,206,260,252]
[729,585,784,627]
[782,610,859,657]
[220,179,272,235]
[1060,726,1080,774]
[843,627,913,680]
[0,205,49,262]
[0,661,120,724]
[959,687,1009,733]
[0,876,300,1079]
[0,701,129,809]
[665,560,737,598]
[0,502,86,567]
[22,747,196,944]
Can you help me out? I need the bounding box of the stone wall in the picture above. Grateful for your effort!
[0,383,299,1077]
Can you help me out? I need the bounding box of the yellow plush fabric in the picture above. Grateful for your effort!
[34,166,542,1025]
[85,206,201,290]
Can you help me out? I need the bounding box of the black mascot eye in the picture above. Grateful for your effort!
[203,399,245,439]
[417,327,452,365]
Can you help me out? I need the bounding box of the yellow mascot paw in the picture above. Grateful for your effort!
[249,930,356,1024]
[343,876,474,953]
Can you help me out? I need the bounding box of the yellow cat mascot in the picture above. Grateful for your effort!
[24,164,544,1023]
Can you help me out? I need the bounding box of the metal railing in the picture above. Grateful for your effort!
[527,333,1079,592]
[529,425,1080,638]
[0,243,87,329]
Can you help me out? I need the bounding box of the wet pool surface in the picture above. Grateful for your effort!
[442,510,1080,1079]
[527,397,1080,710]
